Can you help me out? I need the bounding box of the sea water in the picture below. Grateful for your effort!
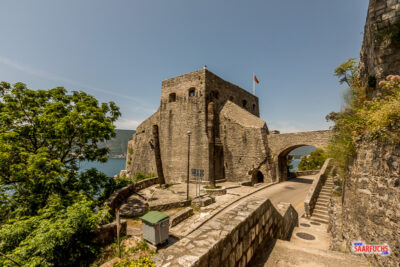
[79,158,126,177]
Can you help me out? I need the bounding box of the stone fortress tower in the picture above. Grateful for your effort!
[125,68,273,184]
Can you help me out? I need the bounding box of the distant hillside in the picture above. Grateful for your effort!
[101,129,136,158]
[289,146,316,159]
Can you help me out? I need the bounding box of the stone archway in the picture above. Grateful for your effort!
[267,130,332,182]
[276,145,316,182]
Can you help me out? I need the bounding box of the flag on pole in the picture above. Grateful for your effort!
[253,73,259,95]
[254,75,259,84]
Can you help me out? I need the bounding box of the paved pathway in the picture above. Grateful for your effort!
[170,175,315,238]
[251,216,370,266]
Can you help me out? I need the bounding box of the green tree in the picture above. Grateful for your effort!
[298,149,328,171]
[0,82,121,219]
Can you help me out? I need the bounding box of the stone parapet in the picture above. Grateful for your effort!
[170,207,194,228]
[105,177,158,214]
[291,170,320,177]
[148,199,191,211]
[92,220,127,246]
[304,158,333,218]
[152,197,298,267]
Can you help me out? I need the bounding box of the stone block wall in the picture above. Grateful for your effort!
[304,158,332,218]
[152,197,298,267]
[337,129,400,266]
[105,177,158,214]
[92,220,127,246]
[359,0,400,84]
[219,101,272,183]
[159,70,209,183]
[126,112,159,177]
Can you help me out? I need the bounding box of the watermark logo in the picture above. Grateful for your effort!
[352,241,390,256]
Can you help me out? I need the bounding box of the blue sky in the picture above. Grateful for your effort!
[0,0,368,132]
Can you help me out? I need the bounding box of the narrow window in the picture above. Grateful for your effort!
[169,93,176,102]
[212,90,219,100]
[252,104,256,110]
[189,88,195,97]
[242,99,247,108]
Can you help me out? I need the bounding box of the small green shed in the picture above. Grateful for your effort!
[140,211,170,245]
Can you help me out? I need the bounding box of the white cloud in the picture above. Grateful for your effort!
[115,119,142,130]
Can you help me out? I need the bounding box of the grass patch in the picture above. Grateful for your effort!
[203,185,222,189]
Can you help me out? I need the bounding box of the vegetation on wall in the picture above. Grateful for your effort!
[326,58,400,176]
[298,149,327,171]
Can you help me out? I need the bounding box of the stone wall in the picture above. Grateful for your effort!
[105,177,159,214]
[220,101,272,183]
[92,220,127,246]
[152,197,298,267]
[359,0,400,84]
[126,112,159,177]
[304,159,333,218]
[334,129,400,266]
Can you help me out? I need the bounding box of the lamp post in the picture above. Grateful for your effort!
[187,130,191,201]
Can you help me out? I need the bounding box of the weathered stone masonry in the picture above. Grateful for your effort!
[125,69,332,184]
[152,198,298,267]
[329,127,400,266]
[359,0,400,84]
[126,69,272,184]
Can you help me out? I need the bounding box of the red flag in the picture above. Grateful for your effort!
[254,75,259,84]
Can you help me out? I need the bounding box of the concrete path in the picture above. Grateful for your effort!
[170,175,315,238]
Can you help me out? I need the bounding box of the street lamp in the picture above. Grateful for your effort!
[187,130,191,201]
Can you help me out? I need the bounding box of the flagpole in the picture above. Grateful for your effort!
[252,72,255,95]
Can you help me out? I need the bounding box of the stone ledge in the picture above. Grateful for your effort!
[105,177,159,215]
[92,220,127,246]
[149,199,191,211]
[203,186,227,196]
[304,159,333,218]
[152,198,298,267]
[170,207,194,227]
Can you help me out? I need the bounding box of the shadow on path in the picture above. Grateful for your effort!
[287,177,313,184]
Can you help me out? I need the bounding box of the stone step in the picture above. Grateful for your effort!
[320,188,331,192]
[312,212,329,221]
[316,201,329,207]
[324,183,334,187]
[313,207,328,213]
[310,216,328,224]
[319,192,331,197]
[317,195,331,201]
[313,210,328,217]
[314,203,328,209]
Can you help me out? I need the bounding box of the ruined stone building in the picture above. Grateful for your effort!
[125,69,331,185]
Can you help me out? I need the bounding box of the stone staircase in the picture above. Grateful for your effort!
[258,216,369,267]
[310,175,334,224]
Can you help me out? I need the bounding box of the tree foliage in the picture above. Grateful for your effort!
[0,81,121,218]
[298,149,327,171]
[0,82,124,266]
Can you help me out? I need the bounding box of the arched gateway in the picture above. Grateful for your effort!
[267,130,332,181]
